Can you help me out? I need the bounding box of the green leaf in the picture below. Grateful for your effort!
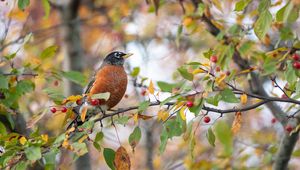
[254,10,272,40]
[40,45,58,59]
[197,3,205,16]
[203,49,214,59]
[206,127,215,147]
[16,80,35,95]
[220,88,239,103]
[4,53,16,60]
[61,71,87,87]
[165,118,184,138]
[0,75,8,89]
[128,126,142,151]
[157,81,176,92]
[159,128,168,154]
[103,148,116,170]
[91,92,110,101]
[138,101,150,113]
[258,0,270,13]
[130,67,140,77]
[206,94,222,106]
[72,142,88,156]
[285,61,297,84]
[115,116,130,125]
[42,0,51,18]
[296,81,300,96]
[43,88,65,104]
[214,121,233,156]
[178,67,193,81]
[160,94,180,106]
[0,122,7,135]
[234,0,252,11]
[44,149,58,168]
[263,60,277,75]
[95,132,104,142]
[238,41,254,56]
[18,0,30,10]
[14,161,27,170]
[25,146,41,161]
[188,98,204,116]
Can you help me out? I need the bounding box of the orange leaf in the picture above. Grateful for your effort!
[114,146,131,170]
[231,112,242,135]
[240,94,248,104]
[80,106,88,122]
[138,114,154,120]
[148,80,155,94]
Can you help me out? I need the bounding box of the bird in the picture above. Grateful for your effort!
[84,51,132,111]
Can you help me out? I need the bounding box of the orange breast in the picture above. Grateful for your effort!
[89,65,128,109]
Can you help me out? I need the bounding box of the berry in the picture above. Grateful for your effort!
[61,107,68,113]
[293,61,300,69]
[141,90,147,96]
[292,53,300,61]
[50,107,57,113]
[285,125,293,133]
[226,71,231,76]
[210,55,218,63]
[124,94,129,98]
[215,66,221,72]
[203,116,211,123]
[76,99,82,105]
[54,80,59,86]
[271,118,276,124]
[91,99,99,106]
[186,101,194,108]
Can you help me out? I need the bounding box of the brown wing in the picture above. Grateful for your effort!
[88,65,127,109]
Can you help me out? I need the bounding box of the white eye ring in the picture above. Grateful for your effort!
[114,52,121,58]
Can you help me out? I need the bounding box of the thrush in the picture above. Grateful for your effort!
[69,51,132,128]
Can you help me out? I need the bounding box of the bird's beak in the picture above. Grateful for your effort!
[123,53,133,59]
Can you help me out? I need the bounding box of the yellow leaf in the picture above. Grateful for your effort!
[78,135,88,143]
[202,63,210,67]
[133,113,138,124]
[237,67,256,75]
[215,73,226,85]
[192,69,205,75]
[231,112,242,135]
[19,136,27,145]
[182,17,193,26]
[180,106,187,121]
[62,95,82,105]
[174,101,185,111]
[114,146,131,170]
[148,80,155,94]
[41,134,48,142]
[62,140,69,149]
[240,94,248,104]
[80,106,88,122]
[66,127,75,134]
[157,110,169,121]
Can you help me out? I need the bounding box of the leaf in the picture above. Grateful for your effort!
[133,113,138,124]
[215,73,227,85]
[215,121,233,156]
[62,95,82,104]
[157,81,176,92]
[138,101,150,113]
[240,94,247,104]
[0,122,7,135]
[130,67,140,77]
[235,0,252,11]
[0,75,8,89]
[16,80,35,94]
[178,67,193,81]
[103,148,116,170]
[114,146,131,170]
[159,128,168,154]
[206,127,215,147]
[128,126,142,152]
[61,71,87,87]
[206,94,222,106]
[91,92,110,101]
[192,68,205,75]
[179,106,187,121]
[115,116,130,125]
[220,88,239,103]
[95,132,104,142]
[254,10,272,40]
[25,146,41,161]
[258,0,271,13]
[19,136,27,145]
[18,0,30,10]
[43,88,65,104]
[72,142,88,156]
[42,0,50,18]
[40,45,57,59]
[14,161,27,170]
[148,80,155,94]
[80,106,88,122]
[160,94,180,106]
[157,109,169,121]
[197,3,205,16]
[137,114,154,120]
[231,112,242,135]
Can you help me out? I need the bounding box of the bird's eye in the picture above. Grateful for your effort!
[114,52,121,58]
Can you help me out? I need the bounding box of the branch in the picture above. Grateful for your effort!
[0,73,38,77]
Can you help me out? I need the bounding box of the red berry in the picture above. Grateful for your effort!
[203,116,211,123]
[91,99,99,106]
[271,118,276,124]
[226,71,231,76]
[293,61,300,69]
[292,53,300,61]
[141,90,147,96]
[61,107,67,113]
[124,94,129,98]
[210,55,218,63]
[216,66,221,72]
[186,101,193,108]
[76,99,82,105]
[285,125,293,133]
[50,107,57,113]
[54,80,59,86]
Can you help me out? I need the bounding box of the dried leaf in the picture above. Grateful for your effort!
[19,136,27,145]
[114,146,131,170]
[133,113,138,124]
[157,110,169,121]
[62,95,82,104]
[81,106,88,122]
[240,94,248,104]
[148,80,155,95]
[215,73,226,85]
[180,106,187,120]
[231,112,242,135]
[138,114,154,120]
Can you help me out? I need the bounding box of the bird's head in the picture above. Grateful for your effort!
[103,51,133,66]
